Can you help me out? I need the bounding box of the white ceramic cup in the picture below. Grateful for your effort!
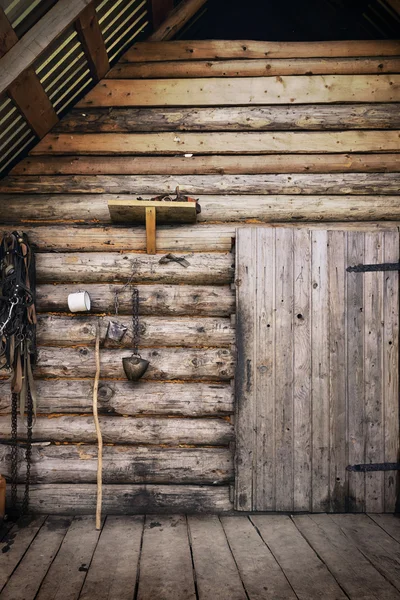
[67,291,91,312]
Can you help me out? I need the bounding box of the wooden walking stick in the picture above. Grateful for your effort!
[92,321,102,530]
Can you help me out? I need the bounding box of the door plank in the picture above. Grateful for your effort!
[311,230,330,512]
[368,515,400,543]
[0,516,71,600]
[0,515,46,592]
[79,515,143,600]
[294,514,400,599]
[36,516,101,600]
[221,516,296,600]
[188,515,247,600]
[346,231,366,512]
[251,515,347,599]
[137,515,196,600]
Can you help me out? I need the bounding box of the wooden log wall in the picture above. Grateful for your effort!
[0,39,400,514]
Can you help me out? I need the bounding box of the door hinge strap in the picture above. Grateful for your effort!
[347,263,400,273]
[346,462,400,472]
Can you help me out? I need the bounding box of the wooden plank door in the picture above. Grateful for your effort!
[235,227,399,512]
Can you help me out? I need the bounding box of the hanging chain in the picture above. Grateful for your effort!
[21,388,33,515]
[10,392,18,512]
[132,288,139,356]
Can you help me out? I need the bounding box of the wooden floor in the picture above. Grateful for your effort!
[1,514,400,599]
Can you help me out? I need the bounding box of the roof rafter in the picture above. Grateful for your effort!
[149,0,208,41]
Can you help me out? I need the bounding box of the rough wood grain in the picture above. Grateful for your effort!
[221,516,297,599]
[107,57,400,78]
[3,194,400,224]
[0,516,72,600]
[31,130,400,155]
[35,282,234,315]
[251,515,347,599]
[75,3,109,82]
[148,0,206,41]
[13,153,400,175]
[3,173,399,195]
[28,346,234,380]
[0,7,17,57]
[138,515,196,600]
[10,483,233,513]
[79,516,143,600]
[0,414,233,445]
[52,104,400,132]
[122,40,400,61]
[188,515,247,600]
[0,445,234,484]
[35,516,101,600]
[34,252,233,285]
[35,315,234,348]
[0,380,234,416]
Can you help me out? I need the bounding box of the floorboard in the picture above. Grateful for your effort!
[1,513,400,600]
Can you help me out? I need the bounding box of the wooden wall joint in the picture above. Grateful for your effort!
[75,3,110,82]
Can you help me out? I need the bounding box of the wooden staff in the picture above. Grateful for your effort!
[93,321,102,530]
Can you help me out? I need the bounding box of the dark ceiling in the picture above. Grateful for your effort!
[177,0,400,41]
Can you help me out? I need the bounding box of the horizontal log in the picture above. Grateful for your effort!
[52,105,400,133]
[30,347,234,380]
[75,76,400,107]
[35,283,234,314]
[2,173,399,195]
[0,445,234,484]
[107,58,400,78]
[9,483,233,513]
[35,252,233,284]
[36,315,234,347]
[2,194,400,224]
[122,40,400,61]
[0,414,233,445]
[11,154,400,175]
[0,380,234,416]
[31,131,400,155]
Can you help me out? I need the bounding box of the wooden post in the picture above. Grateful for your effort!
[0,474,6,519]
[146,206,156,254]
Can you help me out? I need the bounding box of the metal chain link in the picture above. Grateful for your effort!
[10,392,18,512]
[132,288,139,356]
[21,388,33,515]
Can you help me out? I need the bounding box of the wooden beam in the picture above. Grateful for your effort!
[385,0,400,17]
[148,0,207,41]
[151,0,174,30]
[75,3,109,82]
[0,0,92,95]
[0,7,17,57]
[0,6,58,138]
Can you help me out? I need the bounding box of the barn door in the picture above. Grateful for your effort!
[235,227,399,513]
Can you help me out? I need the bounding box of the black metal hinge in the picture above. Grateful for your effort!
[347,263,400,273]
[347,463,400,472]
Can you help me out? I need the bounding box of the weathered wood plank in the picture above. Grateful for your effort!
[148,0,207,41]
[150,0,174,30]
[35,516,100,600]
[138,515,196,600]
[0,414,233,445]
[52,104,400,132]
[31,130,400,155]
[79,516,143,600]
[75,3,109,82]
[122,40,400,61]
[3,194,400,224]
[0,7,17,57]
[188,515,247,600]
[294,514,400,599]
[28,346,234,380]
[0,516,46,592]
[34,252,233,285]
[75,76,400,108]
[10,483,233,513]
[0,0,92,94]
[368,514,400,543]
[251,515,347,599]
[0,445,233,484]
[332,514,400,592]
[0,516,71,600]
[311,230,330,512]
[221,516,297,600]
[12,153,400,175]
[36,315,234,348]
[346,232,365,512]
[107,57,400,78]
[0,380,234,416]
[35,282,234,315]
[3,173,399,194]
